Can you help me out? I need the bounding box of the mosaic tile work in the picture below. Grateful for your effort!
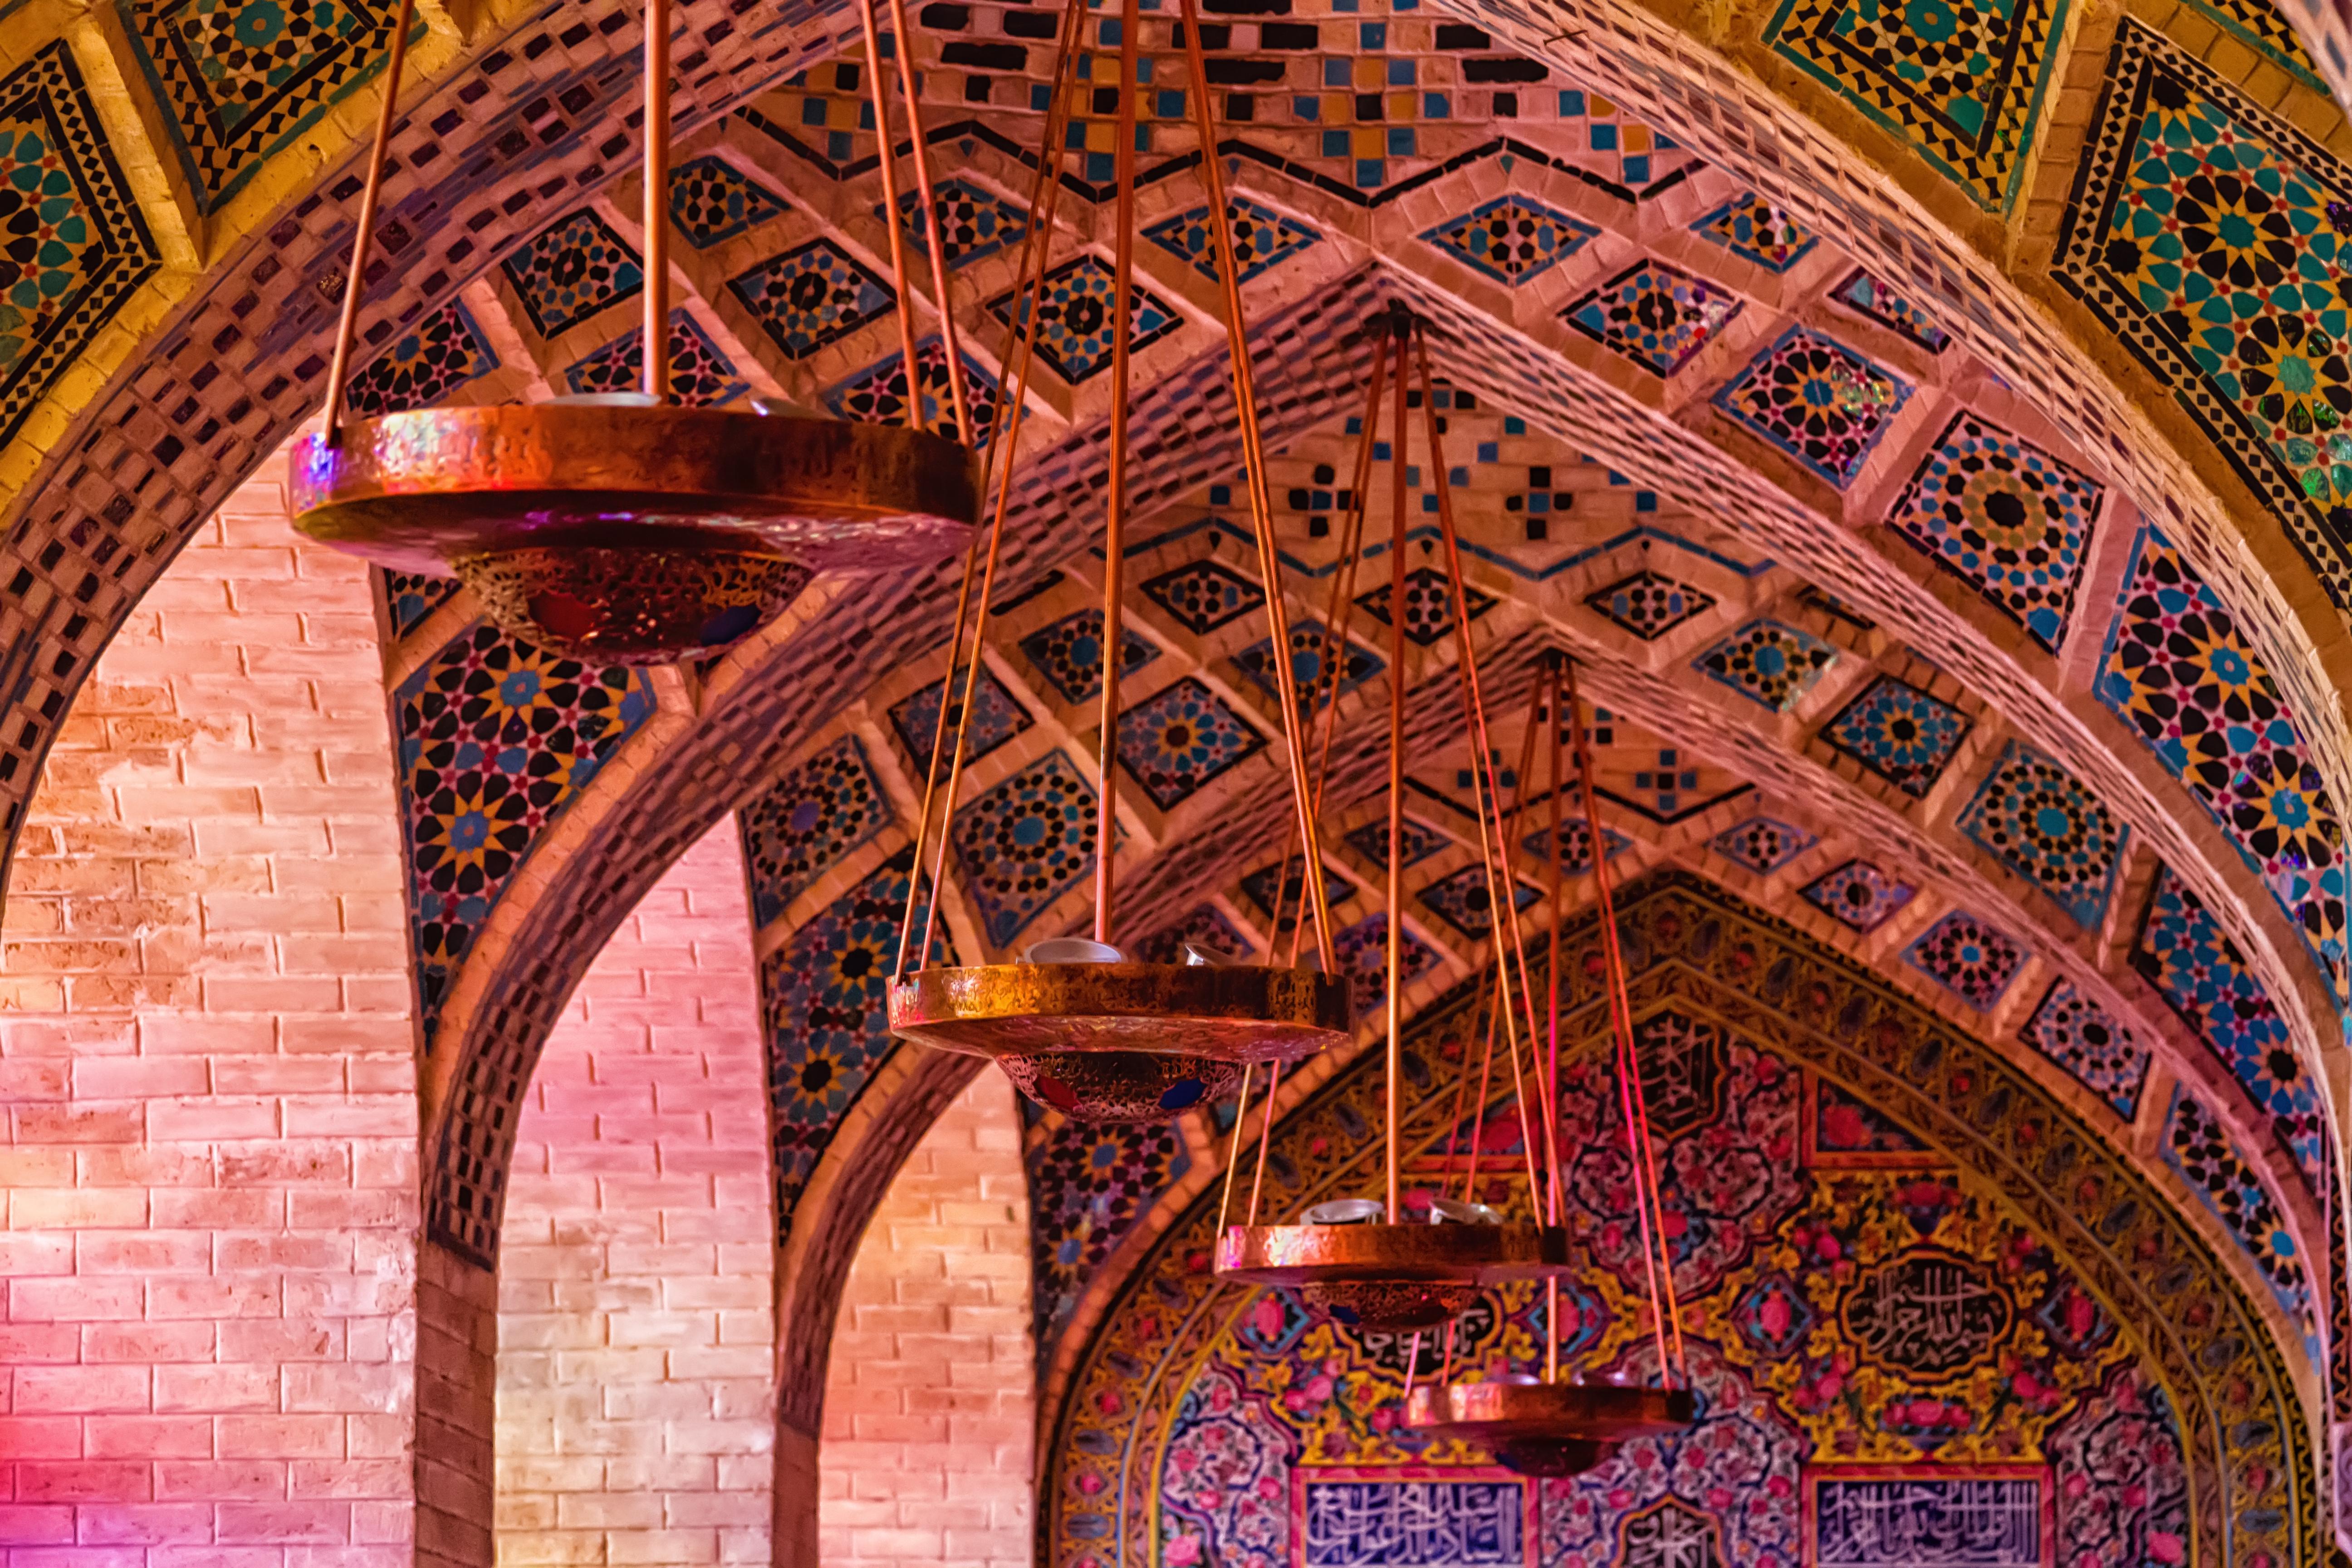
[382,570,457,638]
[887,668,1033,784]
[1820,675,1973,798]
[1691,191,1818,272]
[2095,527,2345,987]
[1955,740,2127,928]
[1829,269,1951,353]
[728,239,897,360]
[2019,980,2151,1119]
[1712,815,1821,872]
[1417,865,1541,938]
[1520,818,1633,873]
[1239,858,1354,932]
[1694,618,1838,711]
[1354,566,1497,648]
[500,208,645,338]
[1562,259,1743,377]
[1328,912,1443,1018]
[669,152,789,249]
[1801,858,1915,931]
[1762,0,2066,210]
[1713,325,1912,487]
[0,44,162,449]
[1902,910,2027,1010]
[763,848,955,1240]
[1586,570,1717,639]
[2057,24,2352,620]
[951,749,1102,947]
[1886,412,2102,653]
[123,0,412,212]
[824,338,1002,448]
[2132,865,2325,1186]
[1018,609,1161,705]
[1341,816,1450,869]
[895,176,1029,269]
[345,301,496,417]
[1141,558,1265,634]
[1416,195,1599,286]
[1029,1120,1189,1367]
[1233,618,1382,717]
[1133,904,1254,965]
[562,311,747,406]
[1114,677,1267,811]
[988,255,1181,383]
[395,626,654,1048]
[737,735,893,929]
[2162,1086,2314,1332]
[1143,198,1320,285]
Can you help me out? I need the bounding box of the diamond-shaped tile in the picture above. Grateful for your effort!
[1418,195,1599,286]
[563,310,747,406]
[502,209,645,338]
[888,668,1034,784]
[1343,817,1450,869]
[1801,859,1915,931]
[1820,676,1972,798]
[1019,609,1161,705]
[1829,268,1950,353]
[1711,816,1819,873]
[1563,259,1743,377]
[1586,570,1716,640]
[2019,980,2150,1119]
[1240,858,1353,932]
[2162,1085,2312,1325]
[1355,567,1499,647]
[1694,619,1838,711]
[1329,913,1442,1018]
[988,254,1180,383]
[1713,325,1912,488]
[1234,619,1382,718]
[345,300,496,417]
[1418,865,1541,937]
[738,735,893,927]
[825,337,1003,449]
[1134,904,1255,965]
[1519,820,1632,874]
[669,153,790,248]
[1142,558,1267,635]
[1691,191,1818,272]
[1115,677,1266,810]
[1955,740,2126,926]
[1144,197,1320,284]
[951,750,1102,946]
[1902,911,2025,1010]
[890,176,1029,269]
[729,239,896,359]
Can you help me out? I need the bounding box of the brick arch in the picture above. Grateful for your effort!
[1039,868,2321,1568]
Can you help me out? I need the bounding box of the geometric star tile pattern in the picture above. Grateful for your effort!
[2056,24,2352,622]
[1133,903,1255,965]
[1113,677,1266,812]
[1329,912,1443,1019]
[1240,858,1355,934]
[1886,412,2104,653]
[1417,195,1599,286]
[2019,979,2151,1120]
[1695,618,1838,711]
[1143,198,1321,285]
[1801,858,1915,931]
[1820,675,1972,798]
[1586,570,1717,640]
[2161,1085,2313,1332]
[737,734,893,928]
[1901,910,2026,1010]
[825,337,1003,449]
[1141,558,1267,635]
[729,239,897,360]
[951,749,1103,947]
[2132,864,2324,1187]
[1417,864,1541,938]
[887,668,1034,784]
[345,300,498,417]
[1829,268,1951,353]
[393,625,654,1049]
[990,255,1181,383]
[1691,191,1818,272]
[122,0,412,213]
[1019,609,1161,705]
[500,209,646,338]
[1027,1119,1188,1367]
[2095,526,2346,989]
[669,153,790,249]
[1343,816,1450,869]
[1761,0,2066,211]
[1234,619,1382,717]
[1711,816,1821,873]
[1563,259,1744,377]
[0,44,163,448]
[1355,567,1499,648]
[562,311,747,406]
[897,176,1030,270]
[1955,740,2127,928]
[761,848,955,1242]
[1519,819,1633,875]
[381,570,459,638]
[1714,325,1912,487]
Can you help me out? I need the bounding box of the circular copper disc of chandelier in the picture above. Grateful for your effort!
[291,405,980,662]
[1215,1220,1569,1332]
[887,962,1349,1122]
[1406,1379,1698,1476]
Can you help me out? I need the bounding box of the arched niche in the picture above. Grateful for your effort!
[1040,870,2318,1568]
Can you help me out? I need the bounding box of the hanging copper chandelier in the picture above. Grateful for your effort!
[1402,655,1697,1474]
[884,0,1353,1121]
[290,0,980,662]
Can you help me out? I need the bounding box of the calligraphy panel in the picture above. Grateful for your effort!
[1808,1470,2049,1567]
[1297,1471,1532,1568]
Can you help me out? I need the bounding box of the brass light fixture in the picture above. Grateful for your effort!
[290,0,980,662]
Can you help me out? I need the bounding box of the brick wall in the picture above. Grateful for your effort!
[495,823,775,1568]
[818,1076,1034,1568]
[0,451,421,1565]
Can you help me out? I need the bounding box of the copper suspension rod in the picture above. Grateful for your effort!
[640,0,672,400]
[881,0,973,439]
[1383,325,1410,1226]
[1093,0,1142,942]
[855,0,925,431]
[321,0,420,444]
